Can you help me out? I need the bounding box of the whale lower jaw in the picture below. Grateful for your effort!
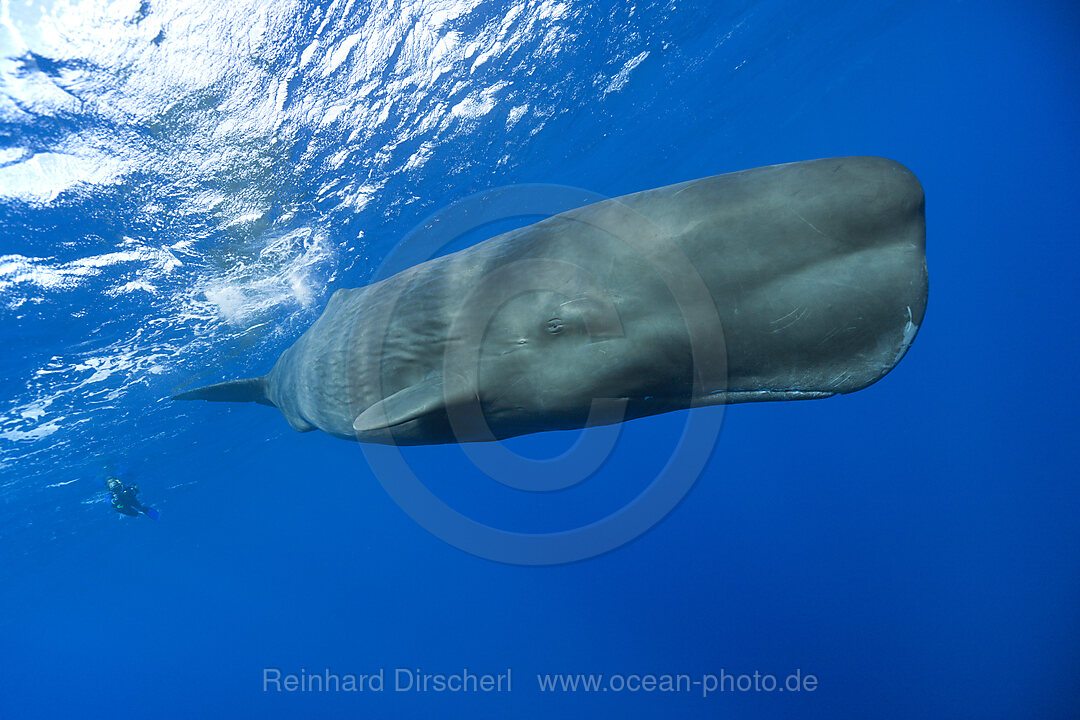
[698,390,836,405]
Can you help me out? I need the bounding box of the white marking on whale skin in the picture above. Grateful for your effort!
[789,206,831,241]
[699,389,836,405]
[769,305,808,333]
[894,305,919,365]
[670,182,698,200]
[816,325,856,347]
[828,370,852,389]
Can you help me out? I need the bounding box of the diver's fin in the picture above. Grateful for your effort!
[172,376,274,406]
[353,376,474,434]
[144,507,160,520]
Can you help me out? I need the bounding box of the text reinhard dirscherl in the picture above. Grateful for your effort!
[263,668,512,693]
[262,668,819,697]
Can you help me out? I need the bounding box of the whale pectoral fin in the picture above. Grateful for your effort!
[353,378,461,434]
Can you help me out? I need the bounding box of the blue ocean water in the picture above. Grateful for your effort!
[1,0,1078,717]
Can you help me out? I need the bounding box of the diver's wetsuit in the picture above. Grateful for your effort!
[106,478,155,517]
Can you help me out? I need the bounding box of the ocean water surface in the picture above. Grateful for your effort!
[1,0,1078,717]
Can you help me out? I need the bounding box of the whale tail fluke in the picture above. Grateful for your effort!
[172,376,275,406]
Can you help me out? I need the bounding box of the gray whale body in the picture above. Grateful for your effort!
[175,157,927,445]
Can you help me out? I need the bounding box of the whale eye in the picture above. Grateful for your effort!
[546,317,564,334]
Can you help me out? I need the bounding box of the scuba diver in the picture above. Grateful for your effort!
[105,476,159,519]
